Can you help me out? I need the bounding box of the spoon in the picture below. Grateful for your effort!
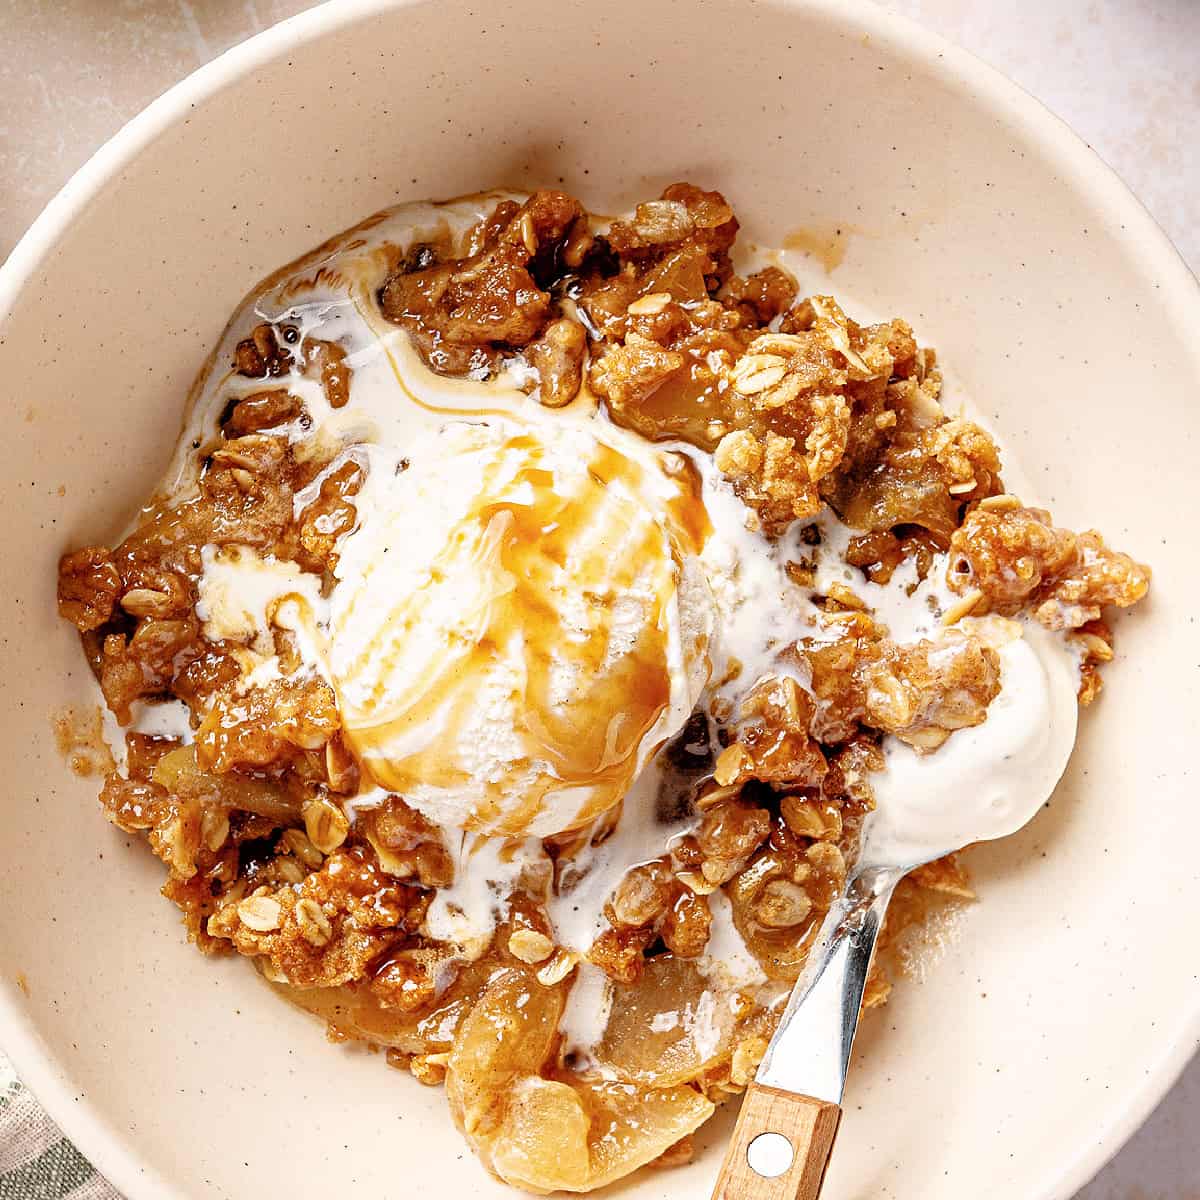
[710,623,1080,1199]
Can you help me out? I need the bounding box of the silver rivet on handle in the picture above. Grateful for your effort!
[746,1131,794,1178]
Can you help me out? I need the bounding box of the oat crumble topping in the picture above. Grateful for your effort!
[55,184,1150,1193]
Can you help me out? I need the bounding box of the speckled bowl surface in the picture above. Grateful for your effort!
[1,2,1198,1198]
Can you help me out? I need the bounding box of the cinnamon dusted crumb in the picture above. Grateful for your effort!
[223,390,302,437]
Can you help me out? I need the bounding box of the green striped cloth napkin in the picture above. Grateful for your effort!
[0,1055,119,1200]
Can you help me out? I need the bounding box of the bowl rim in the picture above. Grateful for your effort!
[1,1,1198,1197]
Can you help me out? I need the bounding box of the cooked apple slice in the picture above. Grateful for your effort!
[446,966,566,1138]
[486,1077,592,1192]
[153,744,300,824]
[487,1069,714,1193]
[277,953,499,1054]
[443,963,714,1192]
[595,954,736,1086]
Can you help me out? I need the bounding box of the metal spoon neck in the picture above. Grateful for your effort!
[754,864,904,1104]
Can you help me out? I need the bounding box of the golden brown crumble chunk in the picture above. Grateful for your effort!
[370,184,1013,547]
[208,845,429,988]
[606,183,738,261]
[378,190,586,375]
[801,628,1002,753]
[57,547,122,632]
[521,317,587,408]
[359,794,454,889]
[588,856,715,979]
[223,389,302,437]
[948,503,1151,629]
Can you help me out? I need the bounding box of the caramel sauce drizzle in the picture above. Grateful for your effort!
[339,427,710,836]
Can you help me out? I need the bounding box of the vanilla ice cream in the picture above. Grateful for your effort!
[328,418,714,838]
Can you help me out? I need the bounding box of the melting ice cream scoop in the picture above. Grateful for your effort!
[329,418,714,838]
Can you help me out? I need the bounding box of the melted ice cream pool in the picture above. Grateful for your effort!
[117,191,1086,1054]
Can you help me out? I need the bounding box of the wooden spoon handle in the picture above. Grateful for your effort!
[710,1083,841,1200]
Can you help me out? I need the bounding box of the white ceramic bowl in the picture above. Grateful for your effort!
[2,2,1198,1197]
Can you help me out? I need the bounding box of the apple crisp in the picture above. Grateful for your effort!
[56,184,1149,1194]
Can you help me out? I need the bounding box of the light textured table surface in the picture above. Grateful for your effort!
[1,1,1196,1197]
